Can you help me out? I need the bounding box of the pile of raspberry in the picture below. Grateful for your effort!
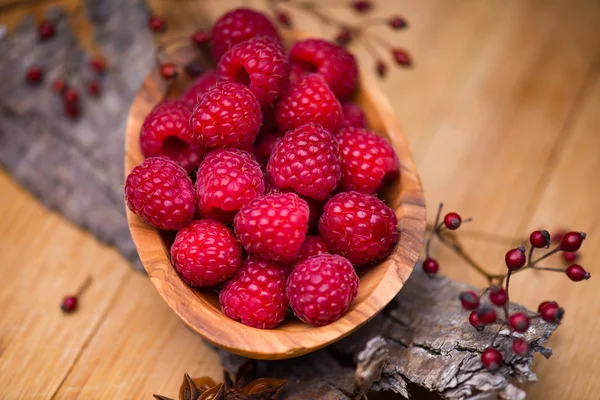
[125,7,402,329]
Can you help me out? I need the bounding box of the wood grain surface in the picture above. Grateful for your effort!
[1,0,599,398]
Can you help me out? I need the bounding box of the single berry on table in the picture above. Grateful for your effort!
[469,310,484,331]
[335,28,352,46]
[160,63,178,80]
[559,231,586,252]
[276,11,292,27]
[529,230,550,248]
[389,16,408,29]
[351,0,372,13]
[376,60,387,78]
[489,285,508,306]
[25,66,43,84]
[392,48,412,67]
[459,291,479,310]
[512,339,529,356]
[481,348,503,371]
[296,235,330,263]
[476,305,497,325]
[60,295,78,313]
[287,254,359,326]
[38,19,56,40]
[508,312,530,333]
[171,220,242,287]
[149,15,166,32]
[422,258,439,277]
[505,246,526,271]
[90,57,106,74]
[443,212,462,230]
[565,264,590,281]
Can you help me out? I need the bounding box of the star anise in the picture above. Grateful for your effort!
[153,360,286,400]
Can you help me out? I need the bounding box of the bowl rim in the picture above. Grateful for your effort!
[124,68,426,360]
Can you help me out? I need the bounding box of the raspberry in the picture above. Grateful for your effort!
[337,127,399,194]
[140,100,208,172]
[253,131,283,165]
[125,157,195,230]
[319,192,398,266]
[342,101,367,128]
[217,37,289,105]
[181,70,218,108]
[267,123,341,200]
[234,193,310,263]
[219,256,288,329]
[171,220,242,287]
[190,82,262,149]
[289,39,358,99]
[195,149,264,223]
[296,234,330,263]
[210,8,280,61]
[287,254,359,326]
[275,74,342,134]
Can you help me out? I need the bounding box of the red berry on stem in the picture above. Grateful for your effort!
[38,19,55,40]
[423,258,439,276]
[25,66,43,84]
[469,310,485,331]
[335,28,352,46]
[562,251,579,263]
[459,291,479,310]
[539,302,564,324]
[512,339,529,356]
[529,230,550,248]
[476,305,497,325]
[489,285,508,306]
[376,60,387,77]
[508,312,530,333]
[63,88,79,104]
[559,231,586,252]
[389,16,408,29]
[52,78,66,93]
[392,48,412,66]
[505,246,526,271]
[566,264,590,281]
[481,348,503,371]
[191,30,209,46]
[87,80,101,96]
[149,15,166,32]
[90,57,106,74]
[537,300,557,313]
[60,295,78,313]
[444,212,462,230]
[276,11,291,27]
[160,63,178,80]
[351,0,372,13]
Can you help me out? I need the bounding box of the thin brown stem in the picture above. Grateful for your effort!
[531,266,566,273]
[75,275,93,297]
[530,246,560,265]
[490,323,506,347]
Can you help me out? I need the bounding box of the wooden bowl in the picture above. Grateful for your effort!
[125,61,426,360]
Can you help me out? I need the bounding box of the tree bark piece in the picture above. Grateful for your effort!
[218,270,556,400]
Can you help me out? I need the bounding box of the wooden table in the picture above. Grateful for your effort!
[1,0,599,398]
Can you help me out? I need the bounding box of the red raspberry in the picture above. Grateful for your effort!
[219,256,288,329]
[181,70,218,109]
[190,82,262,149]
[267,123,341,200]
[337,127,400,194]
[171,220,242,287]
[140,100,208,172]
[217,37,289,105]
[319,192,398,266]
[342,101,367,128]
[289,39,358,99]
[125,157,195,230]
[296,234,330,263]
[253,131,283,165]
[275,74,342,134]
[234,193,310,263]
[195,149,264,223]
[287,254,359,326]
[210,8,280,61]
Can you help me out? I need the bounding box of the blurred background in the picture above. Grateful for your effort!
[0,0,598,398]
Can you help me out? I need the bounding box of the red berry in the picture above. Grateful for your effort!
[337,127,399,194]
[234,193,310,263]
[149,15,166,32]
[90,57,106,74]
[52,78,67,93]
[63,88,79,104]
[60,295,78,313]
[481,348,503,371]
[469,310,484,331]
[476,305,497,325]
[351,0,372,13]
[565,264,590,281]
[459,291,479,310]
[287,254,359,326]
[289,38,358,99]
[392,49,412,67]
[210,8,280,61]
[190,82,262,149]
[562,251,579,263]
[87,80,101,96]
[508,312,530,333]
[253,131,283,165]
[172,220,242,287]
[267,123,341,200]
[341,101,367,128]
[195,149,264,223]
[559,231,586,252]
[537,300,557,313]
[160,63,178,80]
[38,19,55,40]
[389,16,408,29]
[296,235,330,263]
[539,302,564,324]
[140,100,208,172]
[25,66,43,84]
[512,339,529,356]
[319,192,398,266]
[125,157,196,230]
[276,73,342,133]
[181,70,218,109]
[64,101,80,120]
[217,37,289,106]
[191,29,209,46]
[489,285,508,306]
[505,246,526,271]
[422,258,439,276]
[219,256,288,329]
[529,230,550,248]
[335,28,352,46]
[276,11,292,27]
[376,60,387,78]
[443,212,462,230]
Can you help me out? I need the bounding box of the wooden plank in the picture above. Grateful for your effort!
[0,172,130,399]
